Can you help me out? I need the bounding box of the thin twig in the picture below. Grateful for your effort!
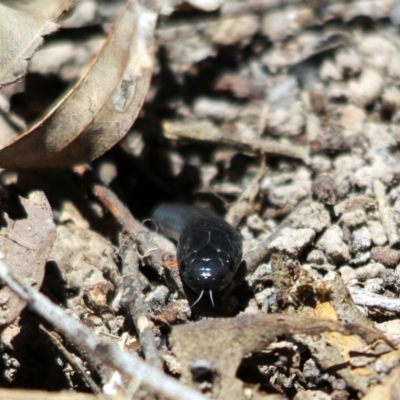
[0,259,207,400]
[0,231,36,250]
[163,120,309,162]
[349,286,400,314]
[374,180,400,248]
[74,167,163,369]
[40,326,101,394]
[74,165,164,276]
[119,238,163,370]
[226,161,267,227]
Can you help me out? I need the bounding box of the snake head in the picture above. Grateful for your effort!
[174,213,243,295]
[180,254,231,292]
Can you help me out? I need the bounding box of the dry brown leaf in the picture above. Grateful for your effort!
[269,253,399,394]
[171,314,393,400]
[0,191,56,326]
[0,0,75,87]
[0,0,158,169]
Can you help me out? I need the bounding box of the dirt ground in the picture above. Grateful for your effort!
[1,1,400,399]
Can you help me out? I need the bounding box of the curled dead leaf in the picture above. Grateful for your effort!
[170,314,394,400]
[0,191,56,326]
[0,0,157,169]
[0,0,75,87]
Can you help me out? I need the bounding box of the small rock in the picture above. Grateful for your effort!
[371,246,400,268]
[339,266,357,283]
[248,263,271,287]
[317,225,350,263]
[302,358,320,381]
[335,196,376,216]
[333,154,366,198]
[291,201,331,233]
[339,105,366,137]
[335,50,362,77]
[213,72,260,99]
[350,251,370,266]
[311,174,337,206]
[320,59,342,81]
[353,148,398,191]
[351,68,384,106]
[358,36,396,71]
[340,209,367,228]
[364,278,383,293]
[266,101,306,137]
[207,15,259,46]
[306,249,326,265]
[146,285,169,313]
[267,184,308,207]
[294,390,331,400]
[382,86,400,114]
[83,281,114,313]
[261,6,314,41]
[268,228,315,257]
[351,226,371,252]
[254,287,275,312]
[382,269,399,287]
[193,97,238,121]
[246,214,265,232]
[306,114,322,143]
[310,155,332,174]
[367,220,387,246]
[364,122,396,149]
[376,319,400,347]
[354,263,386,281]
[267,76,299,106]
[331,378,346,391]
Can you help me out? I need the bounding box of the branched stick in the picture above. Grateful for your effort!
[374,180,400,248]
[119,238,163,369]
[0,259,206,400]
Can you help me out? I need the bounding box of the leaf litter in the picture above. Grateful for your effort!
[1,1,400,400]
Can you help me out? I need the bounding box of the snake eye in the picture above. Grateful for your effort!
[226,257,235,271]
[180,260,188,273]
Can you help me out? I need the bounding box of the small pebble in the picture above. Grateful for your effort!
[350,251,370,266]
[351,226,371,252]
[351,68,384,106]
[268,228,315,257]
[306,249,326,265]
[311,174,337,206]
[146,286,170,313]
[340,209,367,228]
[364,278,383,293]
[367,221,387,246]
[371,246,400,268]
[317,225,350,263]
